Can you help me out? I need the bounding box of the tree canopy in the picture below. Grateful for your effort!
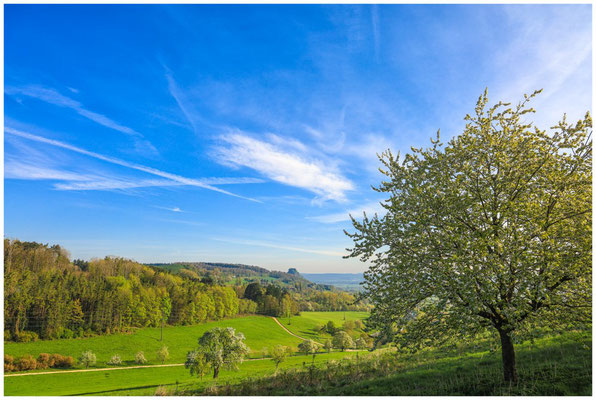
[346,90,592,382]
[186,327,250,379]
[332,331,355,351]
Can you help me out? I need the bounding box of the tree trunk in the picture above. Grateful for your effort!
[213,366,219,379]
[498,329,517,383]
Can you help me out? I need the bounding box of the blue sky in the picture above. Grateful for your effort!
[4,4,591,273]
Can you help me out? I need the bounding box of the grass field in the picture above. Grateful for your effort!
[4,311,370,395]
[184,331,592,396]
[278,311,369,341]
[4,350,371,396]
[4,315,304,366]
[6,312,588,396]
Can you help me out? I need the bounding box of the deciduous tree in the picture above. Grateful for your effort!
[269,344,292,370]
[186,327,249,379]
[346,90,592,382]
[332,331,354,352]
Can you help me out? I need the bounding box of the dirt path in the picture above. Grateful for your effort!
[4,357,268,378]
[7,317,356,378]
[270,316,323,346]
[271,317,360,352]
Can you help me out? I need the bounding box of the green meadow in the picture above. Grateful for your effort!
[4,351,372,396]
[4,315,303,366]
[6,331,589,396]
[182,331,592,396]
[4,312,590,396]
[4,311,371,396]
[278,311,369,341]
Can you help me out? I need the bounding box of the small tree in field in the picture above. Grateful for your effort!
[325,321,336,335]
[156,345,169,364]
[269,344,292,370]
[135,351,147,365]
[107,354,122,365]
[78,350,96,368]
[355,337,369,350]
[185,350,208,380]
[186,327,249,379]
[324,339,333,353]
[333,331,354,352]
[298,339,320,363]
[346,89,592,382]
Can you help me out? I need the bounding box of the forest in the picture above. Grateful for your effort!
[4,239,367,341]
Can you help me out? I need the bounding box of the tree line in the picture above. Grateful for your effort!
[4,239,239,340]
[4,239,368,342]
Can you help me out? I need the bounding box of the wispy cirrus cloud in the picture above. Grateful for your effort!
[155,206,183,213]
[53,176,265,191]
[211,236,345,257]
[5,84,159,156]
[5,161,92,182]
[5,127,262,202]
[491,5,592,128]
[212,131,354,202]
[309,200,387,224]
[371,5,380,62]
[164,70,220,133]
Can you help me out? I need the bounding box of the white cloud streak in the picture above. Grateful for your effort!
[154,206,184,213]
[211,237,345,257]
[5,161,92,182]
[371,5,380,62]
[165,72,199,133]
[5,85,159,156]
[309,200,387,224]
[5,127,262,202]
[493,6,592,128]
[53,176,265,191]
[213,132,354,202]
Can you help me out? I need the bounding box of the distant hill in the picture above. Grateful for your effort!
[148,262,335,291]
[301,273,365,292]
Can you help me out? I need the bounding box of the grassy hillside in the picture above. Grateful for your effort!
[279,311,369,341]
[184,331,592,396]
[4,315,303,365]
[6,312,588,396]
[4,350,372,396]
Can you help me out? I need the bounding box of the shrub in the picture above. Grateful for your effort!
[354,320,365,330]
[4,355,15,372]
[48,354,60,367]
[14,331,39,343]
[37,353,51,369]
[356,337,368,349]
[50,354,74,368]
[326,321,337,335]
[78,350,97,368]
[343,320,357,332]
[4,330,13,341]
[135,351,147,365]
[154,386,169,396]
[157,345,169,364]
[16,354,37,371]
[107,354,122,366]
[57,328,74,339]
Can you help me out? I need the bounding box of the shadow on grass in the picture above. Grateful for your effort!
[67,383,165,396]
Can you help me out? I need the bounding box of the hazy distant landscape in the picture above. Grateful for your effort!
[302,273,364,291]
